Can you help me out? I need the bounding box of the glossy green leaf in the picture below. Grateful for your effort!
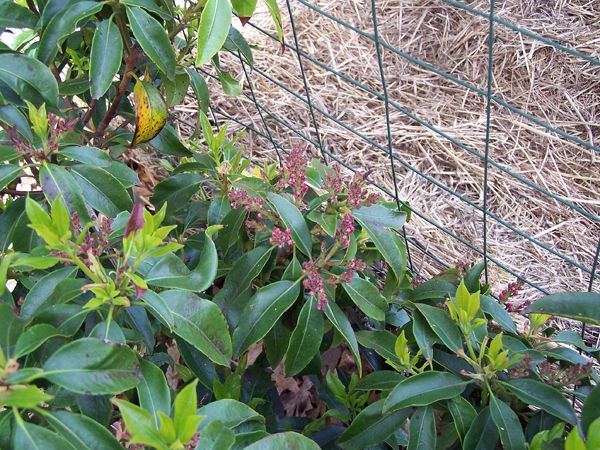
[356,329,399,363]
[174,379,200,442]
[0,384,53,409]
[120,0,171,19]
[0,53,59,106]
[71,165,133,217]
[501,378,577,425]
[243,432,319,449]
[415,303,462,352]
[197,399,265,430]
[177,338,218,391]
[587,418,600,450]
[325,301,362,375]
[42,337,141,394]
[352,205,407,278]
[490,395,526,450]
[342,277,387,321]
[196,0,232,65]
[338,398,410,449]
[525,292,600,325]
[142,235,217,292]
[233,280,301,356]
[264,320,291,367]
[480,294,517,333]
[463,407,499,450]
[195,420,235,450]
[262,0,284,51]
[19,266,77,321]
[448,396,477,445]
[0,105,33,142]
[0,2,38,28]
[231,0,257,19]
[267,192,312,256]
[126,6,175,79]
[13,420,77,450]
[225,27,253,65]
[113,399,168,449]
[37,2,103,64]
[412,310,438,360]
[158,290,232,366]
[137,359,171,427]
[14,324,66,358]
[407,405,436,450]
[59,146,112,167]
[39,163,90,222]
[284,297,324,376]
[355,370,403,391]
[384,371,469,412]
[90,19,123,99]
[0,164,22,191]
[583,384,600,434]
[46,411,122,450]
[151,173,202,214]
[186,68,210,113]
[150,123,192,156]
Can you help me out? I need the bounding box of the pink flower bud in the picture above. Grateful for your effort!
[125,203,145,237]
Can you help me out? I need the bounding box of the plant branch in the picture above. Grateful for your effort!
[1,189,43,196]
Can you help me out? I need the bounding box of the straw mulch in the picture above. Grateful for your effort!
[174,0,600,341]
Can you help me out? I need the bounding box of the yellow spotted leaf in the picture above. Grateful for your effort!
[132,79,168,145]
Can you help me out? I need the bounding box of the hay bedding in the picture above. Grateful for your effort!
[174,0,600,340]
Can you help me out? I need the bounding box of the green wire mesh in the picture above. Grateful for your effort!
[203,0,600,304]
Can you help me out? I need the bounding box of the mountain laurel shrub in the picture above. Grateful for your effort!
[0,0,599,449]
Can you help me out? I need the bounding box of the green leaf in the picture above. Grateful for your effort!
[245,432,320,450]
[186,68,210,113]
[42,337,141,394]
[352,205,407,278]
[90,19,123,99]
[158,290,232,366]
[37,2,103,64]
[448,396,477,445]
[583,384,600,434]
[197,399,265,430]
[149,123,192,156]
[196,0,232,65]
[13,420,76,450]
[231,0,257,19]
[0,2,38,28]
[0,164,22,191]
[356,329,399,363]
[39,163,90,222]
[0,53,59,106]
[355,371,404,391]
[14,324,66,358]
[415,303,462,352]
[0,105,33,142]
[262,0,283,50]
[267,192,312,256]
[338,398,410,450]
[151,173,203,214]
[501,378,577,425]
[384,371,469,412]
[587,418,600,450]
[407,405,436,450]
[126,6,176,79]
[412,310,438,360]
[489,395,526,450]
[137,359,171,428]
[284,297,324,376]
[480,295,517,333]
[325,301,362,375]
[164,71,190,107]
[565,427,585,450]
[59,146,112,167]
[232,280,301,356]
[463,407,499,450]
[120,0,171,20]
[174,379,200,442]
[218,70,242,96]
[263,320,291,367]
[342,277,387,321]
[46,411,122,450]
[195,420,235,450]
[525,292,600,325]
[59,77,91,96]
[70,165,133,217]
[19,266,77,321]
[464,262,485,293]
[224,27,253,65]
[0,384,53,409]
[112,399,168,449]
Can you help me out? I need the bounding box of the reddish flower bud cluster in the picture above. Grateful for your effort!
[499,279,525,302]
[269,227,294,248]
[277,144,309,201]
[302,260,328,310]
[323,167,344,194]
[227,189,265,214]
[78,215,112,257]
[412,275,425,289]
[47,114,74,154]
[509,354,532,378]
[347,172,380,208]
[336,213,355,247]
[538,360,593,387]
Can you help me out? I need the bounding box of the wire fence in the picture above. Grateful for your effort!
[185,0,600,332]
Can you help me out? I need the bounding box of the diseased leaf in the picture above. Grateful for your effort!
[132,79,168,145]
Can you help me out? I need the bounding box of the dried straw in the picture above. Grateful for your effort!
[175,0,600,341]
